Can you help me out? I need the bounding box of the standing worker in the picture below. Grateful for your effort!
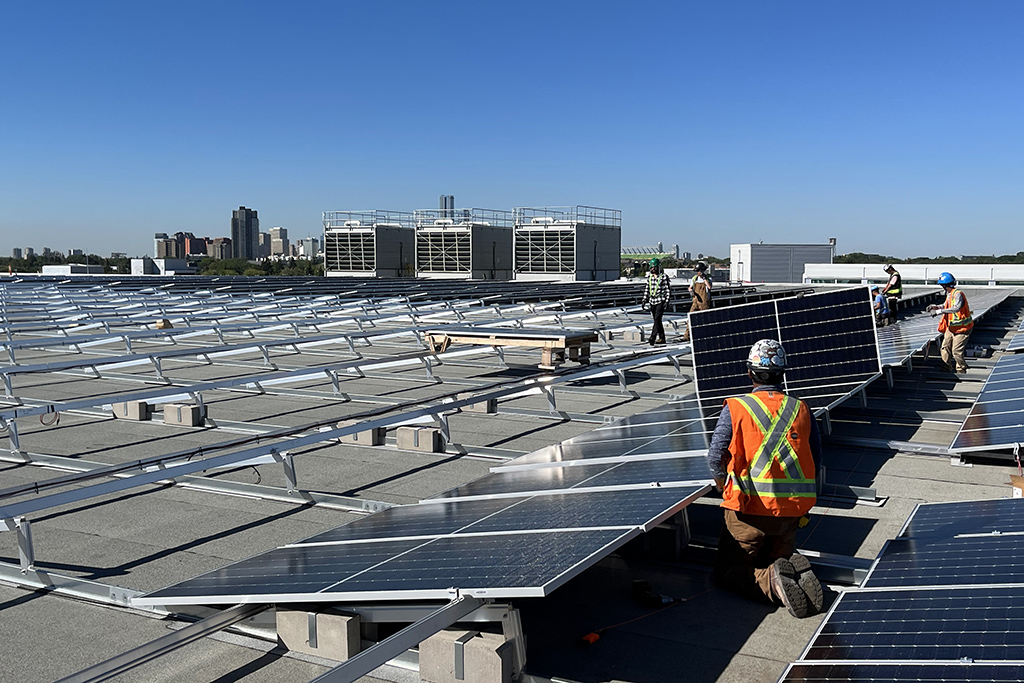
[707,339,824,618]
[882,264,902,324]
[641,257,671,345]
[689,261,713,312]
[927,272,973,373]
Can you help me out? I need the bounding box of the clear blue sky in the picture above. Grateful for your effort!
[2,1,1022,259]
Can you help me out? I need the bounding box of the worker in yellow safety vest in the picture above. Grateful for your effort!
[706,339,824,618]
[926,271,974,373]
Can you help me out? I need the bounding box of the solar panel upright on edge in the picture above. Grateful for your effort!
[950,353,1024,452]
[781,662,1024,683]
[689,287,882,415]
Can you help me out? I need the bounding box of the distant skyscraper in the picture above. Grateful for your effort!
[12,248,22,259]
[231,207,259,260]
[258,232,271,259]
[25,247,35,257]
[209,237,232,260]
[154,233,169,258]
[270,227,289,257]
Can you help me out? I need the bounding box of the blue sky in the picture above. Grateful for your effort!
[2,1,1022,259]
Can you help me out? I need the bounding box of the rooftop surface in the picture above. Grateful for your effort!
[2,276,1023,683]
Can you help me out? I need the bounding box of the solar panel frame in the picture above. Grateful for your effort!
[781,661,1024,683]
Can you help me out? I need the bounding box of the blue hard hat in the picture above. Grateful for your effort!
[937,272,955,286]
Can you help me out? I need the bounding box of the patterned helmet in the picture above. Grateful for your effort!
[746,339,787,373]
[937,272,955,286]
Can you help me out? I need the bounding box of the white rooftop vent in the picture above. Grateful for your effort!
[531,216,555,224]
[343,220,361,227]
[434,219,454,226]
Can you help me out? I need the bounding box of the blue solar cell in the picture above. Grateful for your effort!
[904,498,1024,538]
[865,535,1024,588]
[805,587,1024,661]
[782,662,1024,682]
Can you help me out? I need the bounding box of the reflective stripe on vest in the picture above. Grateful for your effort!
[727,394,817,499]
[647,274,662,297]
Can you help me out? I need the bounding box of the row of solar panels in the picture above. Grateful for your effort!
[782,497,1024,682]
[135,287,888,607]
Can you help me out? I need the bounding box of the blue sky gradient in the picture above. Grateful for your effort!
[2,1,1022,259]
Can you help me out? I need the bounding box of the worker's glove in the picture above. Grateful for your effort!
[925,304,938,312]
[931,310,939,317]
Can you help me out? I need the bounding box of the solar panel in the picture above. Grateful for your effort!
[803,586,1024,661]
[863,534,1024,588]
[902,498,1024,539]
[136,529,634,605]
[435,457,711,500]
[1007,332,1024,352]
[950,354,1024,452]
[689,288,881,413]
[782,662,1024,683]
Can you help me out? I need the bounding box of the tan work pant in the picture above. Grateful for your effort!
[690,282,711,312]
[715,509,801,602]
[941,329,971,372]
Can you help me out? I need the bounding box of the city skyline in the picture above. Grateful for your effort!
[2,2,1022,260]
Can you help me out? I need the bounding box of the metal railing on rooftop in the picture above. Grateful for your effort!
[514,206,621,229]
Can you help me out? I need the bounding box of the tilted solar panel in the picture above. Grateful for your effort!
[950,353,1024,452]
[863,534,1024,588]
[803,587,1024,662]
[902,498,1024,538]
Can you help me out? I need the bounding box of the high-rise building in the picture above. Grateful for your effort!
[25,247,35,257]
[269,227,289,257]
[184,237,207,256]
[231,207,259,260]
[11,248,22,259]
[70,249,84,256]
[258,232,271,259]
[295,237,320,258]
[155,238,178,259]
[154,233,169,258]
[209,237,232,260]
[41,247,51,256]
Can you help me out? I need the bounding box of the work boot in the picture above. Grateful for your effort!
[768,558,810,618]
[937,362,953,373]
[789,552,824,613]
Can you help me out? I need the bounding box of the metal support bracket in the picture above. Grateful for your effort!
[16,516,34,573]
[438,413,451,444]
[453,630,477,680]
[501,605,527,678]
[543,385,557,412]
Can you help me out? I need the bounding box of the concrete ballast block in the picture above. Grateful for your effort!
[162,403,205,427]
[396,426,444,452]
[457,393,498,414]
[420,629,513,683]
[112,400,151,421]
[277,607,360,661]
[622,329,647,342]
[337,425,386,446]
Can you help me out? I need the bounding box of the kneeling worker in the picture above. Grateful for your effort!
[706,339,824,617]
[871,285,889,327]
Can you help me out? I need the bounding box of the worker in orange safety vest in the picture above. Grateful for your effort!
[926,271,974,374]
[706,339,824,618]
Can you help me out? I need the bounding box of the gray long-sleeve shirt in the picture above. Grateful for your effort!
[935,289,966,316]
[706,384,822,480]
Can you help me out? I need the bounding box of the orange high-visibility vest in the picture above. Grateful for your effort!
[937,287,973,334]
[722,391,817,517]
